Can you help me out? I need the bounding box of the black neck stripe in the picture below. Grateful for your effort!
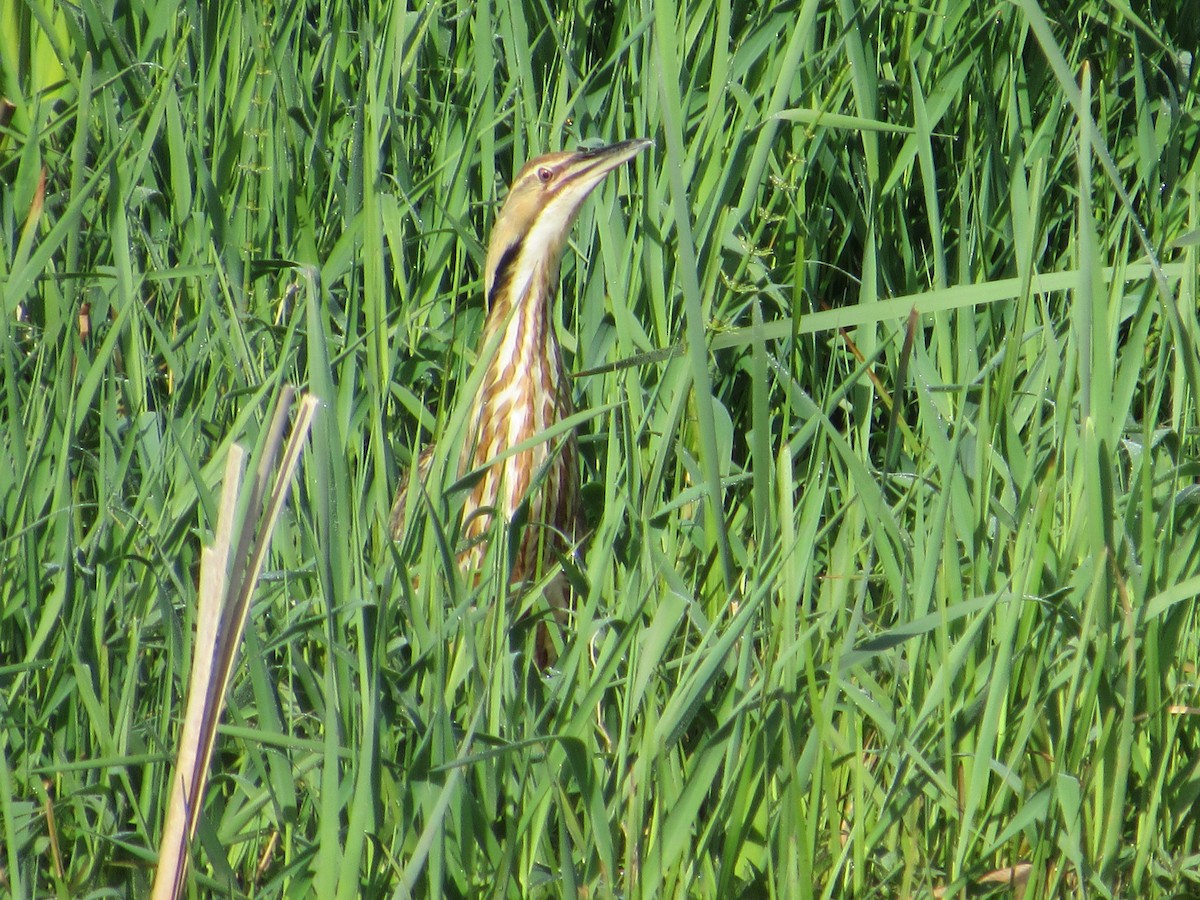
[488,239,523,309]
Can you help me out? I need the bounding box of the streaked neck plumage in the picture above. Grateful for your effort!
[458,140,651,578]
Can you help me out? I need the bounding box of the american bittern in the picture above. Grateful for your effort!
[391,138,651,664]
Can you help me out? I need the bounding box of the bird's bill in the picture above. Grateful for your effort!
[560,138,653,192]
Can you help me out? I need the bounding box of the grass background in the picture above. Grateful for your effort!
[3,0,1200,896]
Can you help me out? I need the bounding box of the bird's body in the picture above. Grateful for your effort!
[392,139,651,664]
[460,249,578,580]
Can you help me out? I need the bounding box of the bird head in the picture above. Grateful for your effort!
[484,138,652,308]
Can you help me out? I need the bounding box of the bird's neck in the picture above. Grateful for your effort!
[480,258,563,387]
[461,256,570,484]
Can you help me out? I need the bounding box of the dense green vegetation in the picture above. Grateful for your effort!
[3,0,1200,896]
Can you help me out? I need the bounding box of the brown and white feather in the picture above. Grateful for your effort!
[391,139,651,665]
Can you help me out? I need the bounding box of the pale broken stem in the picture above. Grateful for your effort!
[152,388,319,900]
[152,444,243,900]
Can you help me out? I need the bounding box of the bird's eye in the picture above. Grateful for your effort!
[537,167,553,183]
